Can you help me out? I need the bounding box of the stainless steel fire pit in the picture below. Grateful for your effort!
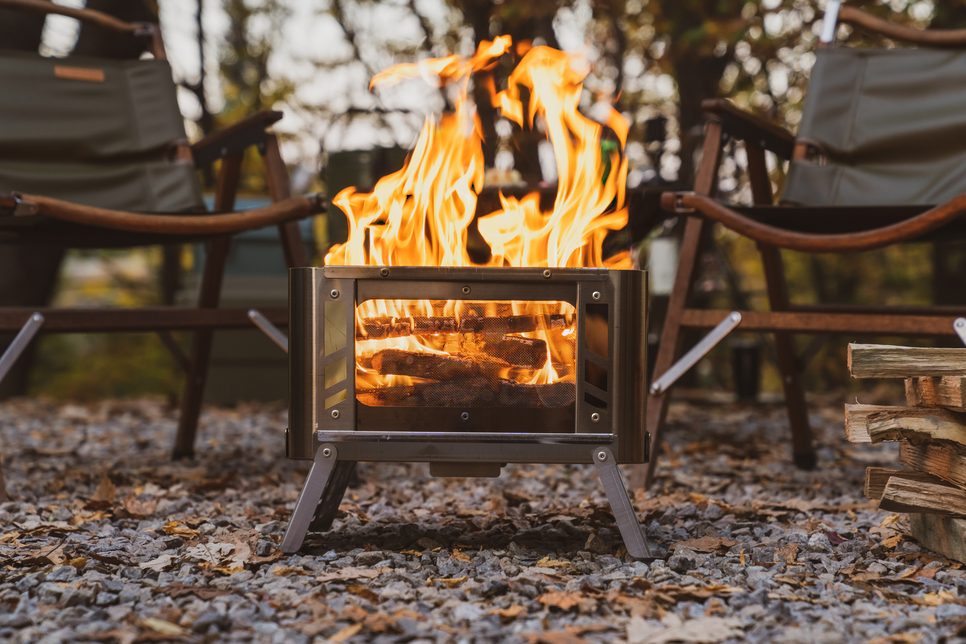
[280,265,651,558]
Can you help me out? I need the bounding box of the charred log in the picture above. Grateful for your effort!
[357,377,576,408]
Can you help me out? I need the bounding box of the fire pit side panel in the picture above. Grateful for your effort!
[288,267,318,459]
[612,269,648,464]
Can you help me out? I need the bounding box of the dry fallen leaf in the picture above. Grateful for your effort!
[317,567,389,583]
[670,537,737,554]
[437,576,468,588]
[347,584,380,602]
[489,605,527,623]
[328,623,363,643]
[538,591,596,612]
[122,494,158,519]
[139,554,178,573]
[451,550,472,563]
[162,521,200,539]
[776,543,798,564]
[139,617,187,637]
[86,474,116,510]
[535,556,571,568]
[272,566,313,577]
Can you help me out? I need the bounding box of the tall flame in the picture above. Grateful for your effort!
[325,38,630,269]
[327,39,631,398]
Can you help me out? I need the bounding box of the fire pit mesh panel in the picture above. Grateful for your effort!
[355,299,577,408]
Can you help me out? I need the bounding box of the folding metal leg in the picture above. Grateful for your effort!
[281,444,344,553]
[0,313,44,386]
[309,461,356,532]
[0,312,44,503]
[593,446,652,559]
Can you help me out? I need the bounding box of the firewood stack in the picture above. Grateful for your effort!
[846,343,966,564]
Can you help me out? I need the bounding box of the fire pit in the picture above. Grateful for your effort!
[281,265,650,557]
[277,37,652,557]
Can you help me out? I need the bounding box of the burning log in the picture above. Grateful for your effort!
[459,314,569,335]
[357,314,570,340]
[481,335,548,368]
[357,377,576,408]
[369,349,509,380]
[359,316,458,340]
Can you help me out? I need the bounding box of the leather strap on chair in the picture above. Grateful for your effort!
[2,191,326,235]
[663,191,966,254]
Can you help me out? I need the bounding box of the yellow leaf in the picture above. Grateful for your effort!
[163,521,200,539]
[922,590,957,606]
[272,566,313,577]
[438,576,468,588]
[535,556,570,568]
[451,550,472,563]
[401,550,423,557]
[880,515,900,527]
[140,617,187,637]
[489,605,526,622]
[882,534,904,549]
[329,623,363,643]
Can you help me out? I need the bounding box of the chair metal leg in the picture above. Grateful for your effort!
[0,313,43,385]
[0,312,44,503]
[593,447,651,559]
[281,444,341,553]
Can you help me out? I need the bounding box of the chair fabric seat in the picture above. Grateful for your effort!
[783,47,966,208]
[0,48,204,213]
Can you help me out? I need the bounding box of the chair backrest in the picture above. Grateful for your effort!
[0,47,205,213]
[782,47,966,207]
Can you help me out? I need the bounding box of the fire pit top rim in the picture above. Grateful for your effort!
[320,266,639,281]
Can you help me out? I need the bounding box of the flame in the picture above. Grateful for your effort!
[326,39,631,398]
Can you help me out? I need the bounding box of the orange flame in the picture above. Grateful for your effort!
[327,39,630,395]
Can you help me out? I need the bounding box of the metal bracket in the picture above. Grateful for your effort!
[248,309,289,353]
[593,446,652,559]
[672,192,696,214]
[281,444,339,553]
[955,318,966,347]
[820,0,842,44]
[650,311,741,396]
[0,313,44,385]
[0,193,39,217]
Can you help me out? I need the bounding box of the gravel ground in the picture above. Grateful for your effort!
[0,397,965,644]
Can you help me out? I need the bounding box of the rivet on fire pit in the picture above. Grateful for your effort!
[380,268,390,277]
[321,447,332,458]
[330,409,340,419]
[592,291,601,300]
[461,286,471,295]
[543,269,552,278]
[461,412,469,421]
[330,289,340,299]
[591,412,600,422]
[597,450,607,462]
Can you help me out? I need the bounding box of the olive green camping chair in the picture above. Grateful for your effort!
[634,3,966,489]
[0,0,324,497]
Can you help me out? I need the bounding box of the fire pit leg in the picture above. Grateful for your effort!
[281,444,339,553]
[309,461,356,532]
[593,447,652,559]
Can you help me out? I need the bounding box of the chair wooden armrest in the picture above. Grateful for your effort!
[660,191,966,253]
[0,191,326,235]
[191,111,285,168]
[0,0,141,33]
[701,99,796,159]
[835,5,966,47]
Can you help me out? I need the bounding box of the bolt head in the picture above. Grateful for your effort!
[460,412,469,421]
[321,448,332,458]
[331,409,340,419]
[591,412,600,422]
[543,269,552,278]
[592,291,601,300]
[957,319,965,328]
[597,450,607,461]
[330,289,340,299]
[380,268,390,277]
[461,286,471,295]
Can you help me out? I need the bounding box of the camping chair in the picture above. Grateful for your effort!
[0,0,324,488]
[632,2,966,489]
